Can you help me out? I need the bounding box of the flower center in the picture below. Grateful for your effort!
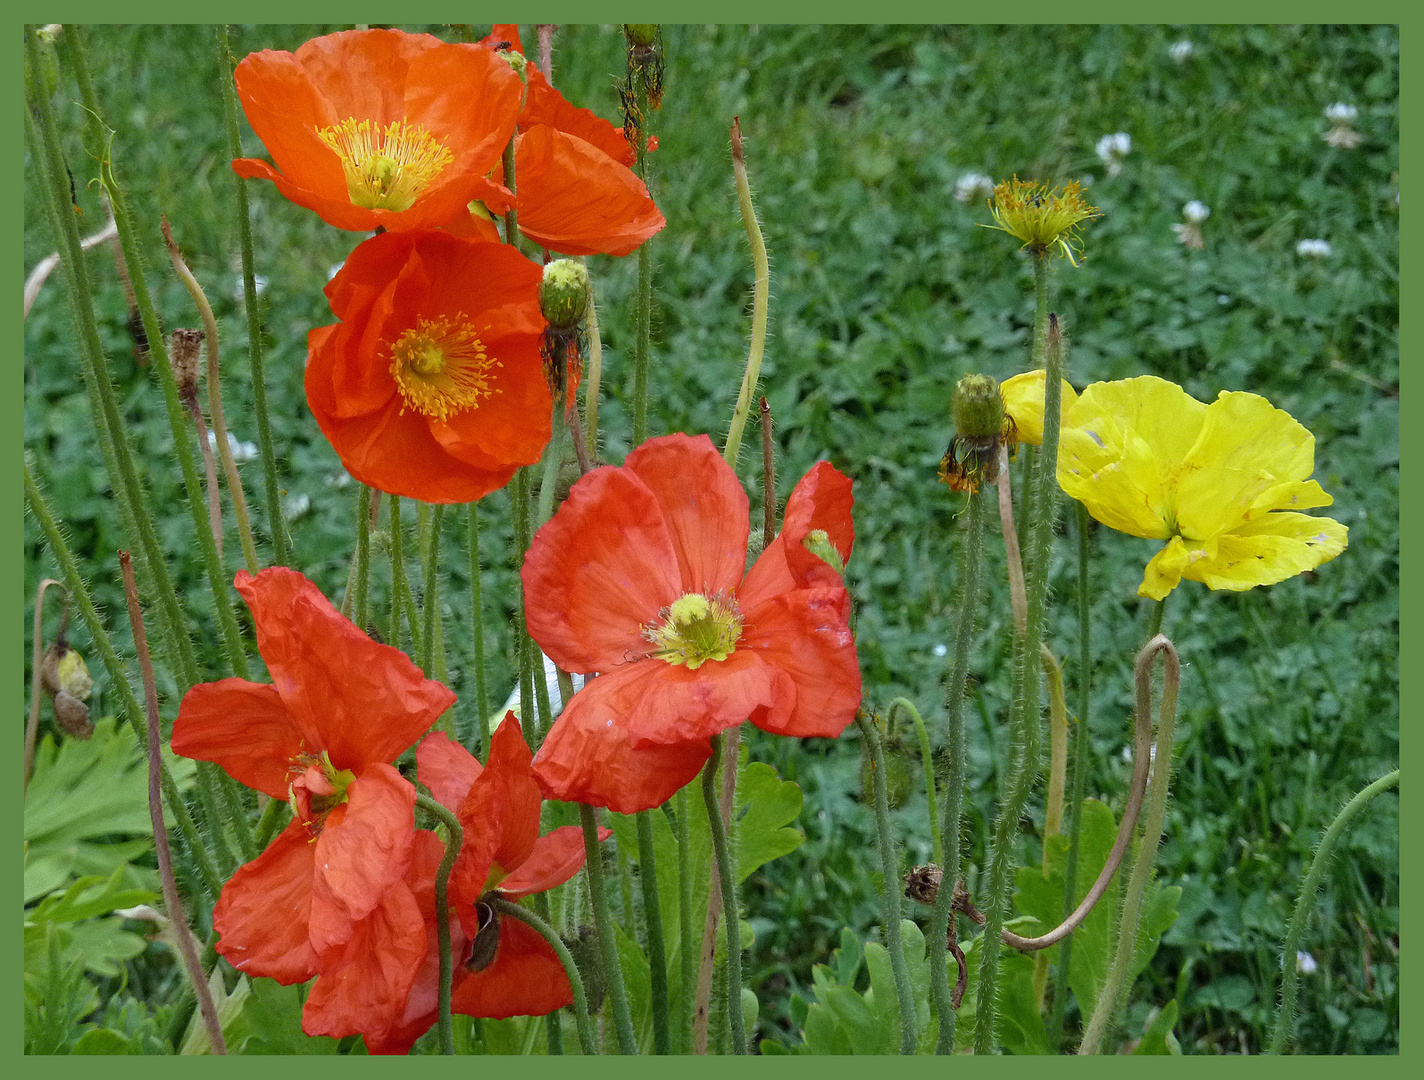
[287,750,355,828]
[643,592,743,670]
[388,316,501,423]
[315,118,454,212]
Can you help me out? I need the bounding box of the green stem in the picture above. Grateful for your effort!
[1268,769,1400,1055]
[253,795,287,850]
[928,486,988,1052]
[511,470,536,745]
[218,25,289,566]
[973,256,1057,1055]
[891,697,941,866]
[501,140,518,245]
[702,734,747,1054]
[583,279,604,458]
[1079,631,1180,1055]
[856,713,917,1053]
[342,484,371,625]
[676,786,696,1053]
[419,504,443,676]
[1050,502,1095,1048]
[722,118,769,470]
[636,810,671,1053]
[579,804,637,1053]
[537,394,567,527]
[489,897,599,1055]
[414,793,463,1055]
[466,503,489,756]
[631,73,654,445]
[387,496,421,656]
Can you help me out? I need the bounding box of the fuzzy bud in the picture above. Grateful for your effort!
[40,637,94,740]
[495,48,528,84]
[801,529,845,577]
[169,328,203,400]
[951,374,1004,439]
[539,259,591,330]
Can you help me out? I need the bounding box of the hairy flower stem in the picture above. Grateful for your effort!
[1050,502,1096,1047]
[928,486,988,1052]
[418,504,444,672]
[510,470,537,746]
[161,216,259,574]
[580,803,638,1053]
[581,277,604,458]
[466,504,490,756]
[702,733,748,1053]
[219,25,289,565]
[856,712,918,1053]
[340,484,371,622]
[501,140,518,246]
[385,496,418,655]
[722,118,769,470]
[1269,768,1400,1054]
[119,552,225,1054]
[25,579,64,787]
[27,33,197,693]
[890,697,942,866]
[636,810,672,1053]
[24,463,223,901]
[676,787,697,1052]
[1080,631,1180,1055]
[489,897,599,1055]
[630,67,654,445]
[413,793,463,1055]
[537,388,568,527]
[974,256,1058,1055]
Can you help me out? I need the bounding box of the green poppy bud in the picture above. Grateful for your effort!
[539,259,591,330]
[951,373,1004,440]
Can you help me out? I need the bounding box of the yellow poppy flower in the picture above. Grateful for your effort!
[999,369,1080,446]
[1054,376,1347,599]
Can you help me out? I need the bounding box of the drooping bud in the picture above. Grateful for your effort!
[40,636,94,739]
[539,259,591,330]
[951,373,1005,440]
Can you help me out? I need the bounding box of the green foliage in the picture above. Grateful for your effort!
[181,975,340,1055]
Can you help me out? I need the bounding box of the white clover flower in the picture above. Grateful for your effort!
[932,642,948,658]
[283,492,312,519]
[1322,102,1363,148]
[1169,39,1195,62]
[1182,200,1211,223]
[954,171,996,204]
[207,430,259,462]
[1324,102,1358,123]
[233,274,268,302]
[1296,238,1333,259]
[1296,950,1319,974]
[1095,132,1132,176]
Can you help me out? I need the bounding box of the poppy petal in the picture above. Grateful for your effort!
[741,587,861,738]
[212,819,320,983]
[171,680,301,799]
[453,714,541,902]
[513,126,665,256]
[416,730,483,812]
[624,433,751,596]
[451,914,572,1019]
[741,461,855,605]
[522,464,682,673]
[524,67,635,167]
[497,825,607,899]
[309,764,417,956]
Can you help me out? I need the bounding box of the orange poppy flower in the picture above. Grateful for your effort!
[356,716,609,1053]
[231,29,523,232]
[307,230,551,503]
[523,434,862,813]
[170,568,454,1025]
[464,25,664,257]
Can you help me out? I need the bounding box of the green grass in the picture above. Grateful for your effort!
[25,24,1396,1054]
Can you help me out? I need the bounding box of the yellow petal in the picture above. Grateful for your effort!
[1174,391,1319,540]
[1180,512,1348,592]
[1000,370,1078,447]
[1057,376,1206,540]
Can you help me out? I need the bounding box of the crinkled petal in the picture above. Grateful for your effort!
[454,715,542,902]
[497,825,606,900]
[741,587,861,738]
[999,370,1080,447]
[212,820,319,983]
[514,126,665,256]
[416,730,483,812]
[624,433,751,597]
[171,680,301,799]
[524,66,635,166]
[532,683,713,814]
[309,764,416,956]
[1177,512,1348,594]
[234,568,454,770]
[522,464,682,673]
[451,915,572,1020]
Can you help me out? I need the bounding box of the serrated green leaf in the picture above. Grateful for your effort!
[735,761,804,882]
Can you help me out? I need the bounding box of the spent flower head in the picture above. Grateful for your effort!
[1095,131,1132,176]
[982,176,1101,266]
[1323,102,1364,148]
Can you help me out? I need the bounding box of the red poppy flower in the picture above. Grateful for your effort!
[522,433,862,813]
[307,229,551,503]
[231,29,523,232]
[170,568,454,1023]
[463,25,664,257]
[358,716,609,1052]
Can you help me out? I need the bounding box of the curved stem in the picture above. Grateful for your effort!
[1269,769,1399,1054]
[25,579,64,787]
[1079,633,1180,1054]
[890,697,941,866]
[702,733,747,1053]
[580,803,638,1053]
[856,712,917,1053]
[722,118,769,470]
[414,793,464,1055]
[489,897,599,1055]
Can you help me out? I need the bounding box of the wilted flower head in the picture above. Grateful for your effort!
[982,176,1101,266]
[1168,39,1195,62]
[1095,132,1132,176]
[1296,238,1333,259]
[954,171,995,204]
